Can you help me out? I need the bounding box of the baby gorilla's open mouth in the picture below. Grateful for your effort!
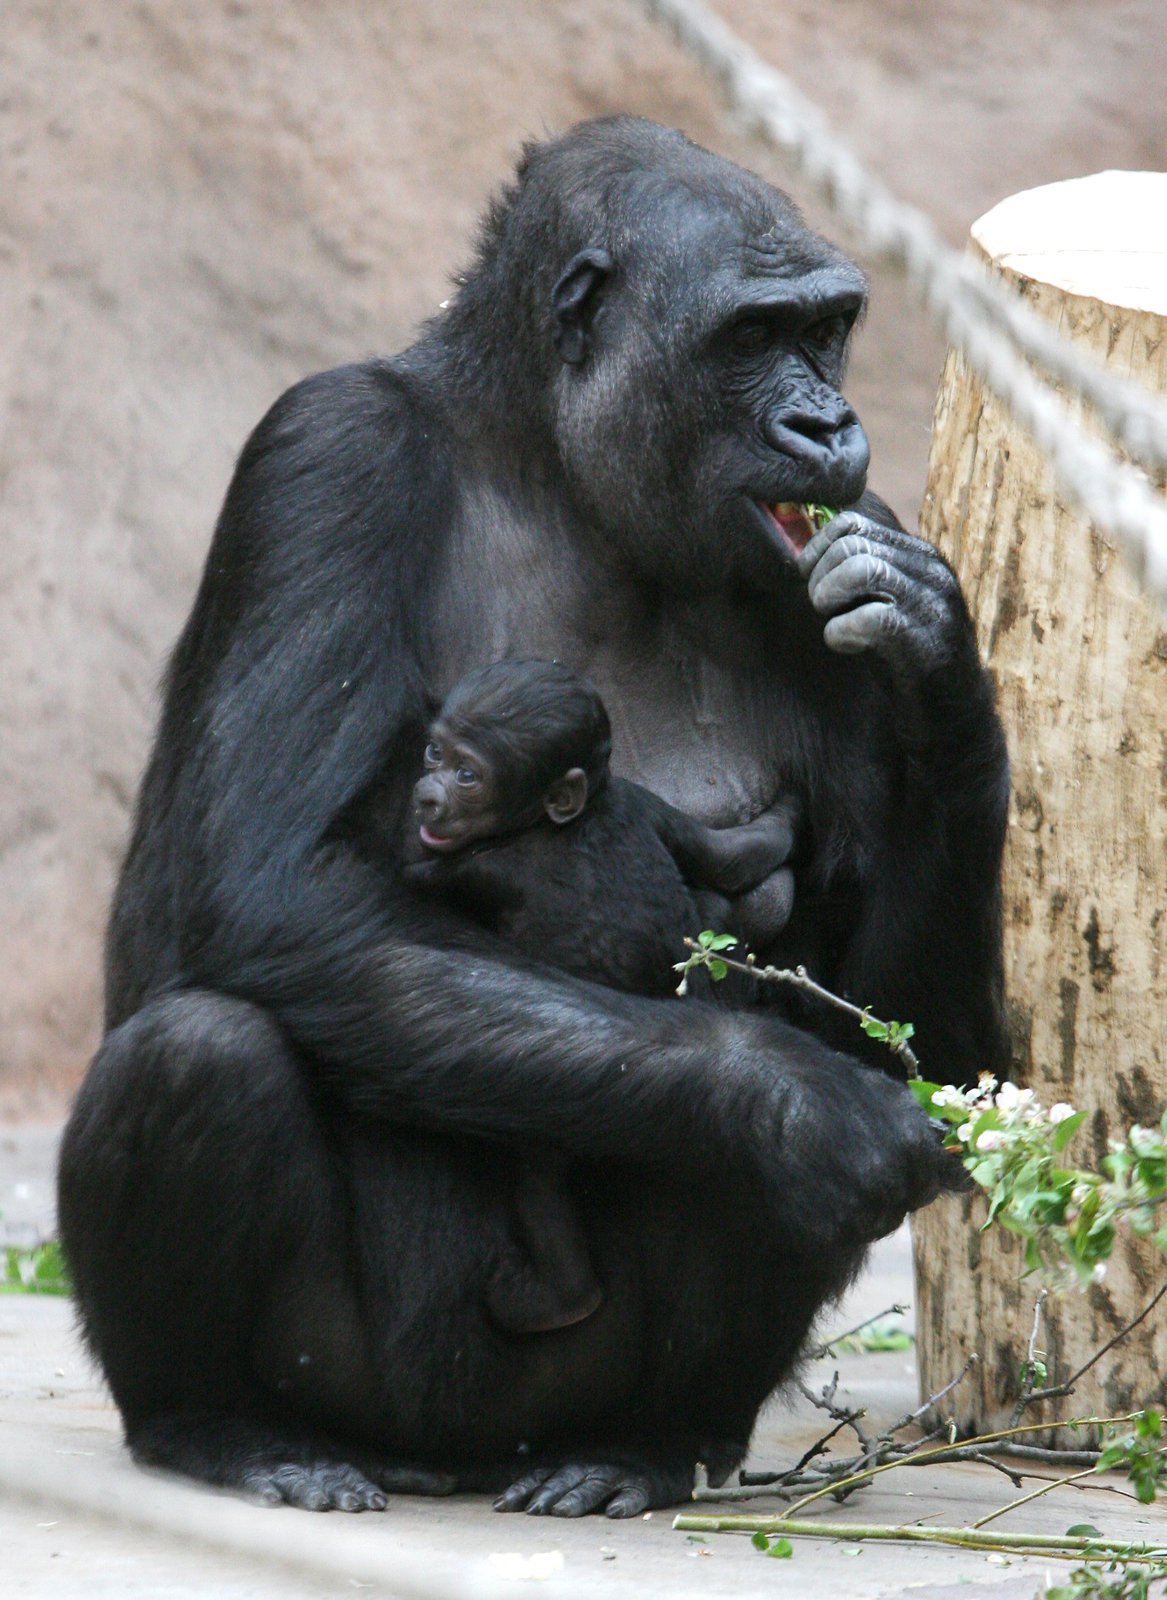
[419,824,461,852]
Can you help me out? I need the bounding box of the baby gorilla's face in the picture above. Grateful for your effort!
[412,723,508,853]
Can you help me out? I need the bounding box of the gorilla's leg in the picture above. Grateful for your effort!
[57,991,453,1509]
[493,1179,866,1518]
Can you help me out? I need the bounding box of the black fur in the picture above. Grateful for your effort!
[58,117,1007,1519]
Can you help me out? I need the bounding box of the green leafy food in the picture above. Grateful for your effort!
[751,1532,793,1558]
[2,1239,71,1295]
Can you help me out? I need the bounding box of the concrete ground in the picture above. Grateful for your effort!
[2,1127,1163,1598]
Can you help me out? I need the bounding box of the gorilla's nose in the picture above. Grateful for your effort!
[413,777,444,819]
[766,405,870,501]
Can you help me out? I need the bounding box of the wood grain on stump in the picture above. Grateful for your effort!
[911,171,1167,1437]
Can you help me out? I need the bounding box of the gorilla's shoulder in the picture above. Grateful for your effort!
[246,360,436,464]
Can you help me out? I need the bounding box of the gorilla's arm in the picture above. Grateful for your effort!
[152,367,952,1230]
[799,492,1010,1081]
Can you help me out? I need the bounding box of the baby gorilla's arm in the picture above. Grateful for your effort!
[638,789,801,898]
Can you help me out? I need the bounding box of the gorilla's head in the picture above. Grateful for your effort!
[449,117,870,596]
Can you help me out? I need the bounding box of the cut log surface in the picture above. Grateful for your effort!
[911,171,1167,1437]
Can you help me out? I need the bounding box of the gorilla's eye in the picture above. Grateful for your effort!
[729,317,773,356]
[455,766,481,788]
[424,741,442,766]
[804,314,851,354]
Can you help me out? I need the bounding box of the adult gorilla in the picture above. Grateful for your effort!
[59,118,1007,1518]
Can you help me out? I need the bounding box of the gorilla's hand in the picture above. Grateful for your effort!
[797,510,972,678]
[773,1058,970,1249]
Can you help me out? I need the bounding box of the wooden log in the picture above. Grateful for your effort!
[911,171,1167,1437]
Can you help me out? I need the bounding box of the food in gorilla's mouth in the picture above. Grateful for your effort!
[764,501,838,556]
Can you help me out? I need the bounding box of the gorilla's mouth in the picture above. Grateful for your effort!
[762,501,816,557]
[419,824,461,852]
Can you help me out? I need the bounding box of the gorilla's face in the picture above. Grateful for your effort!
[549,168,870,596]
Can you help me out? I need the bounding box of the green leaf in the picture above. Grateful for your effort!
[707,934,739,952]
[1052,1110,1088,1152]
[751,1531,770,1550]
[861,1017,889,1041]
[708,959,728,981]
[1066,1524,1102,1537]
[765,1538,793,1558]
[908,1079,943,1112]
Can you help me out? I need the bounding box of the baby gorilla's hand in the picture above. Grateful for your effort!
[710,794,801,897]
[729,866,796,950]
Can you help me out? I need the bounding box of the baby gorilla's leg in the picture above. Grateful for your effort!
[487,1162,603,1334]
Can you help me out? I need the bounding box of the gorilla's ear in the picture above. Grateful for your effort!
[544,767,589,825]
[551,249,613,366]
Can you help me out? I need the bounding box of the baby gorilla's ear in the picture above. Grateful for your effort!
[544,767,589,825]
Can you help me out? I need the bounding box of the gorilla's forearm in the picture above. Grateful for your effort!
[842,667,1010,1082]
[208,879,950,1229]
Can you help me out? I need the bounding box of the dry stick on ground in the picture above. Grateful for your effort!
[682,1416,1152,1562]
[696,1358,979,1503]
[673,1513,1167,1564]
[971,1464,1101,1530]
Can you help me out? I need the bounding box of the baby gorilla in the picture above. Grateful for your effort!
[405,659,798,1336]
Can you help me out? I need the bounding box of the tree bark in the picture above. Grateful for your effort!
[911,172,1167,1437]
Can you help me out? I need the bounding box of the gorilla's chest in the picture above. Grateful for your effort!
[599,665,785,826]
[435,497,853,828]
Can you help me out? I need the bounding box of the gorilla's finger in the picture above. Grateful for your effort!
[822,601,903,655]
[548,1468,625,1517]
[795,510,866,577]
[494,1467,557,1512]
[808,551,905,616]
[808,532,943,595]
[525,1465,592,1514]
[605,1480,653,1518]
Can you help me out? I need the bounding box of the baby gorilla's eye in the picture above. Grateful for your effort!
[455,767,480,787]
[424,742,442,766]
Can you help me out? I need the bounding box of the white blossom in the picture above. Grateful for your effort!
[931,1085,968,1109]
[976,1129,1006,1152]
[956,1123,973,1144]
[1048,1103,1077,1124]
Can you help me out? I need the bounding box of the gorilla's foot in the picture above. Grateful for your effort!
[493,1451,700,1518]
[128,1414,456,1511]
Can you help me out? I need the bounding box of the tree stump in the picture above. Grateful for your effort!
[910,172,1167,1436]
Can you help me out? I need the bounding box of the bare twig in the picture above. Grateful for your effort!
[809,1304,910,1359]
[972,1465,1100,1529]
[680,941,922,1075]
[673,1511,1167,1562]
[995,1443,1101,1466]
[1010,1290,1049,1426]
[780,1414,1139,1518]
[888,1352,978,1432]
[797,1372,874,1450]
[1021,1282,1167,1407]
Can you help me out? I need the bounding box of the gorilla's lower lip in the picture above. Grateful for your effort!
[419,825,458,851]
[758,500,815,557]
